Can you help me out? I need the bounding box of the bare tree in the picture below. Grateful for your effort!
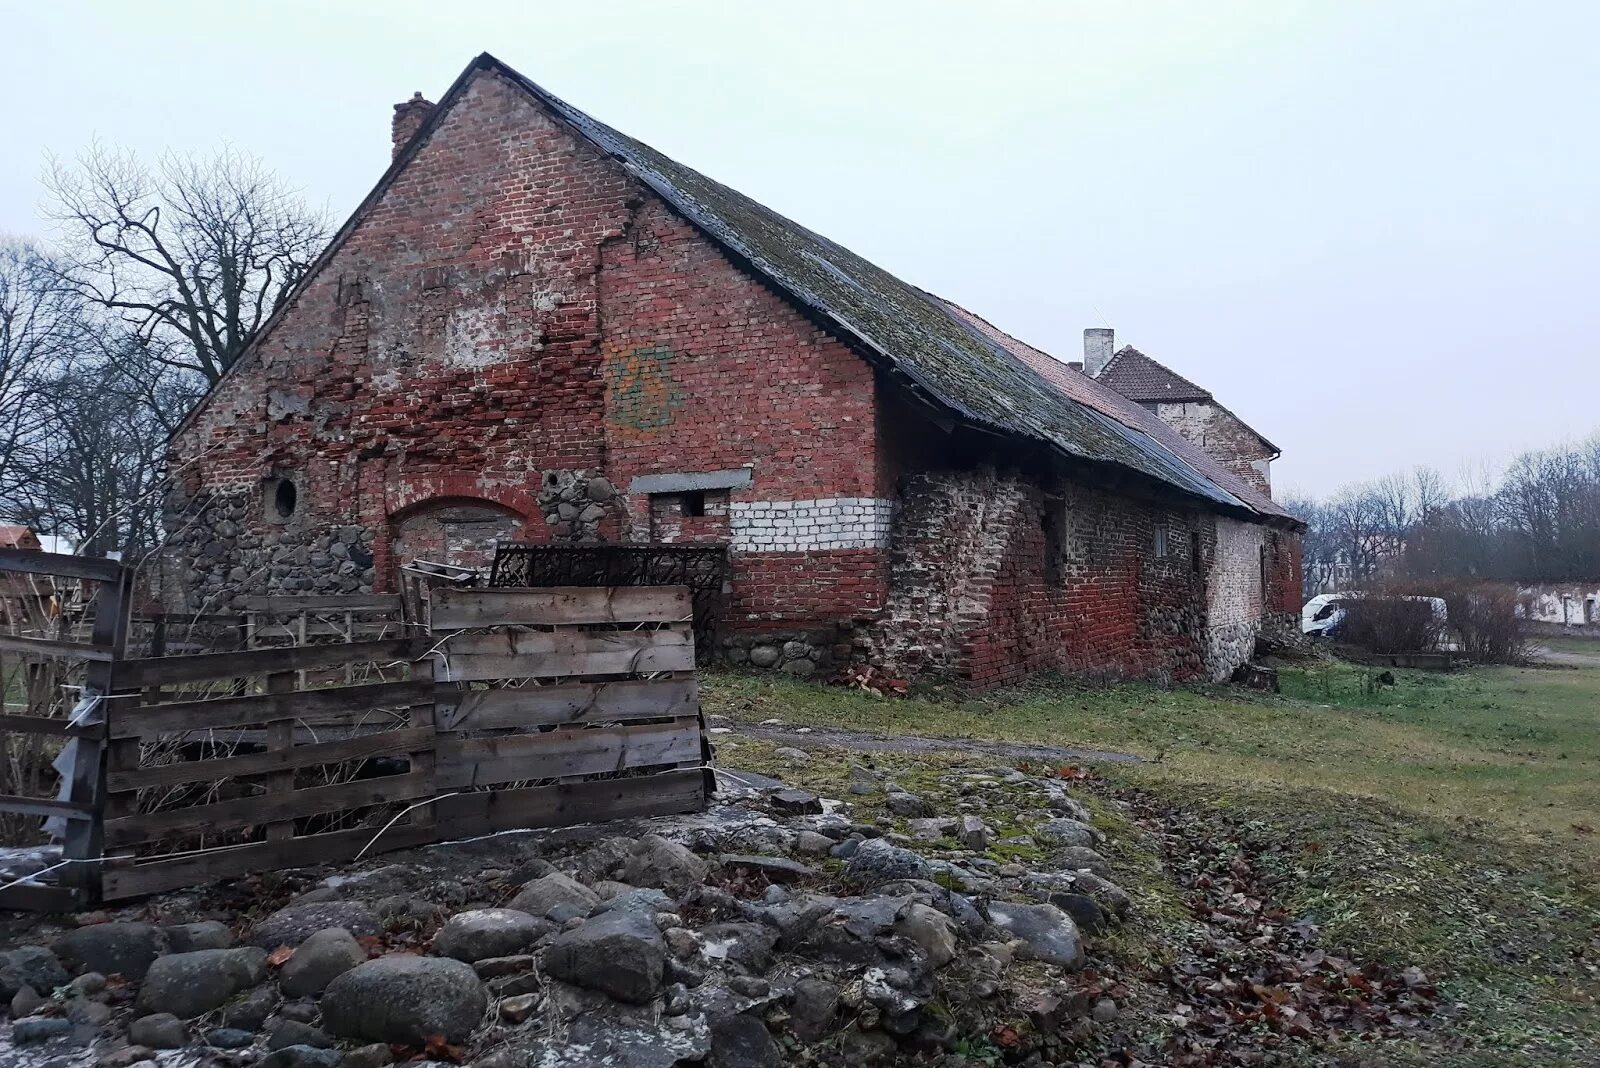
[0,241,89,493]
[46,145,329,388]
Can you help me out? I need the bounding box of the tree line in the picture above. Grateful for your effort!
[0,147,328,556]
[1284,435,1600,599]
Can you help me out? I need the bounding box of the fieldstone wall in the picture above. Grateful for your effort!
[537,469,620,542]
[719,626,856,677]
[164,488,377,612]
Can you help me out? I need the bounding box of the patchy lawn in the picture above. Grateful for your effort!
[703,659,1600,1066]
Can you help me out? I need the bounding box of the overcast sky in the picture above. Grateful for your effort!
[4,1,1595,498]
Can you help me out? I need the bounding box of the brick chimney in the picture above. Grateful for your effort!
[392,92,435,158]
[1083,328,1115,378]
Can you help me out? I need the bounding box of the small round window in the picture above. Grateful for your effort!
[273,479,298,519]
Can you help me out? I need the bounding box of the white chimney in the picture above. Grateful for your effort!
[1083,328,1114,378]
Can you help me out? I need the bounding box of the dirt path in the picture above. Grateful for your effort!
[729,721,1144,765]
[1531,645,1600,668]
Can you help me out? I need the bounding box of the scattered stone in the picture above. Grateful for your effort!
[885,791,934,818]
[788,977,841,1041]
[277,1000,319,1024]
[1034,818,1099,849]
[958,815,993,851]
[278,927,367,998]
[1055,846,1115,880]
[895,902,958,968]
[128,1012,188,1048]
[251,902,379,948]
[320,956,487,1044]
[12,1017,73,1044]
[204,1028,255,1049]
[769,788,822,815]
[340,1043,393,1068]
[697,922,777,974]
[0,945,69,1001]
[99,1044,155,1067]
[259,1045,341,1068]
[985,902,1084,969]
[843,838,932,888]
[164,920,235,952]
[1049,892,1107,934]
[728,975,770,998]
[773,746,811,765]
[1071,871,1133,917]
[1093,997,1120,1023]
[622,835,711,896]
[68,971,106,997]
[794,830,834,855]
[266,1019,334,1050]
[830,838,860,859]
[507,871,600,919]
[708,1013,781,1068]
[664,927,700,960]
[907,817,957,840]
[473,954,537,979]
[499,992,538,1023]
[54,922,167,980]
[10,984,45,1017]
[67,996,112,1026]
[136,947,269,1018]
[221,985,279,1031]
[542,909,666,1004]
[719,854,817,883]
[431,908,551,963]
[748,646,781,668]
[840,1027,898,1062]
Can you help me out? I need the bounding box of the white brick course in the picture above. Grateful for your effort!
[729,497,894,551]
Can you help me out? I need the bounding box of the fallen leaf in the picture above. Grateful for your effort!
[265,944,295,968]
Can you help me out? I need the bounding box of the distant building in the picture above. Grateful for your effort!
[1076,332,1280,498]
[1520,583,1600,629]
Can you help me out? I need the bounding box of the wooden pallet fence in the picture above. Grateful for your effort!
[100,640,436,901]
[0,548,132,912]
[427,584,708,839]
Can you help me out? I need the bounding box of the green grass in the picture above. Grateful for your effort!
[703,659,1600,1065]
[1537,633,1600,657]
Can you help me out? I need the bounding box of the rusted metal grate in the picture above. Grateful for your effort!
[488,543,728,657]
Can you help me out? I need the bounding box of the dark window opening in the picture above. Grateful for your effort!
[1190,531,1203,573]
[681,491,706,518]
[268,478,298,521]
[1042,496,1066,584]
[1154,526,1170,558]
[1259,544,1270,600]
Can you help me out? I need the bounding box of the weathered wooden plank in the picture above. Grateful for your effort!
[0,793,95,819]
[100,820,439,901]
[237,594,405,613]
[0,634,114,662]
[0,713,97,738]
[436,625,693,682]
[429,586,692,630]
[0,881,83,912]
[436,768,706,837]
[105,769,434,847]
[0,548,123,583]
[435,719,703,789]
[436,678,698,731]
[119,639,415,688]
[65,565,131,899]
[106,726,435,793]
[110,678,435,739]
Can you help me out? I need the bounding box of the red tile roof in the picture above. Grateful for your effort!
[1096,346,1213,403]
[941,303,1292,522]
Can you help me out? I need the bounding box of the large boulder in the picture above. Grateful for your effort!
[0,946,68,1001]
[708,1013,781,1068]
[136,947,268,1018]
[842,839,931,889]
[278,927,367,997]
[507,872,600,919]
[985,902,1084,969]
[432,909,552,963]
[542,910,666,1004]
[1033,818,1098,849]
[163,920,235,953]
[622,835,710,896]
[251,902,379,948]
[320,956,486,1044]
[54,922,167,980]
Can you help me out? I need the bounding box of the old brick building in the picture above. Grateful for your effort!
[165,53,1303,689]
